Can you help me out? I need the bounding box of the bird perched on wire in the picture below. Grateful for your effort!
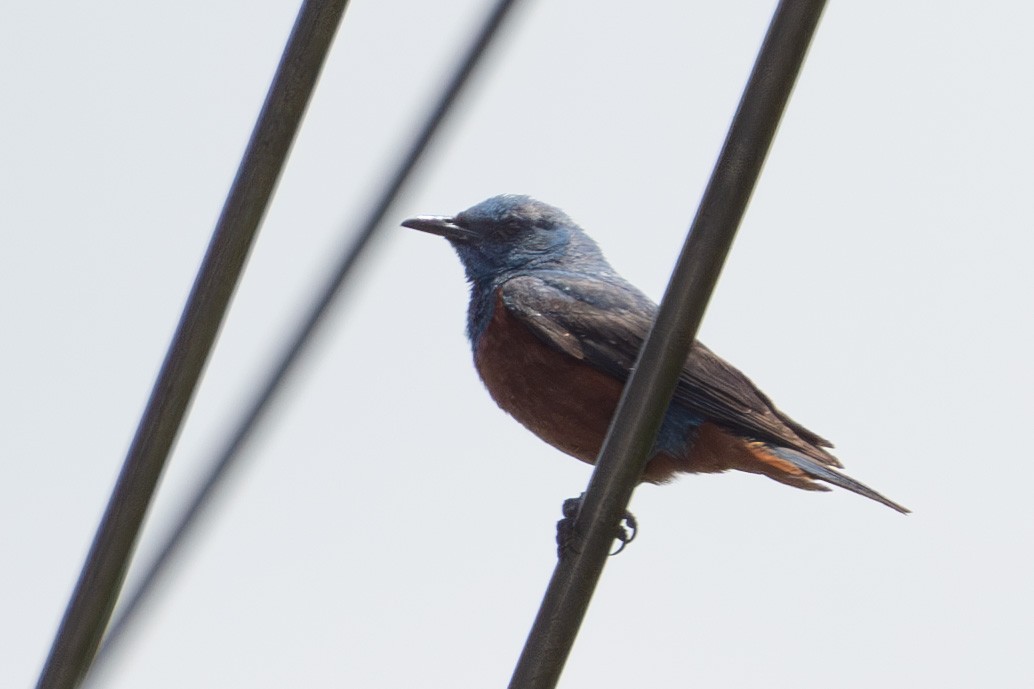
[402,194,908,513]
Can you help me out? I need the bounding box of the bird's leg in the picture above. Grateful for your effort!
[555,494,638,558]
[555,496,583,557]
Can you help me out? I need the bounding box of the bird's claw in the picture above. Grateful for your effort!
[611,510,638,555]
[556,495,638,558]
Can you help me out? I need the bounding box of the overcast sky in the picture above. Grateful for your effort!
[3,1,1033,688]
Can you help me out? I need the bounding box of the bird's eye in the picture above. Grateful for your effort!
[500,220,525,235]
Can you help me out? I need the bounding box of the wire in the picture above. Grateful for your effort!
[35,4,349,688]
[507,2,828,687]
[82,0,525,684]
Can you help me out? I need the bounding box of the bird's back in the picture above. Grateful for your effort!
[479,269,836,460]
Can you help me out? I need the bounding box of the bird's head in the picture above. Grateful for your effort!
[402,195,610,284]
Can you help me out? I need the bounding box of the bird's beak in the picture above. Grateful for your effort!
[401,215,475,242]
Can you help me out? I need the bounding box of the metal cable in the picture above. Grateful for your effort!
[508,2,828,687]
[83,0,524,684]
[36,4,349,688]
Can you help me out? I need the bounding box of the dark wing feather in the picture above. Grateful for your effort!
[498,273,839,466]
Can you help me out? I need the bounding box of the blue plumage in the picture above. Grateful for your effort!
[403,195,908,513]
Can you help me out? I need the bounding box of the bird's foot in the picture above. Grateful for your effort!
[556,494,638,558]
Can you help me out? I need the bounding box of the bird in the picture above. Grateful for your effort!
[402,194,908,513]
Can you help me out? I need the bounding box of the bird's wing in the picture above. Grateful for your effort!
[498,273,839,466]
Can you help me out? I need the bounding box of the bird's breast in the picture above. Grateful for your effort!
[471,290,729,484]
[473,291,624,464]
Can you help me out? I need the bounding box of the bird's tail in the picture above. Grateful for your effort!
[767,446,910,514]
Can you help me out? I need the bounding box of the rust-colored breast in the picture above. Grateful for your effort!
[474,292,624,465]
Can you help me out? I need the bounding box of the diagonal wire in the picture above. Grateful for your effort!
[83,0,525,683]
[35,3,349,688]
[508,1,828,687]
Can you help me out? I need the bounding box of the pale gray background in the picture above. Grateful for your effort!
[2,1,1032,687]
